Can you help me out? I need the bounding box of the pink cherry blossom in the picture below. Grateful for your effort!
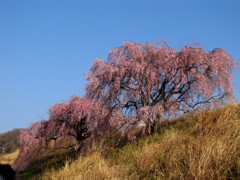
[86,41,237,124]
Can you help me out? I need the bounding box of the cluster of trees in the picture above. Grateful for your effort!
[13,41,237,171]
[0,129,21,154]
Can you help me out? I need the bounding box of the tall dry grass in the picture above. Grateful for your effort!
[41,152,119,180]
[0,150,19,165]
[38,105,240,179]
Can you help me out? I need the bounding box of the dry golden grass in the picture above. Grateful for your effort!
[36,105,240,179]
[130,105,240,179]
[0,150,19,165]
[41,152,119,180]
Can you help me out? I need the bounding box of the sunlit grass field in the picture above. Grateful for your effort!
[4,104,240,179]
[39,105,240,180]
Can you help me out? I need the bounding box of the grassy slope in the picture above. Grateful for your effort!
[0,150,19,165]
[13,105,240,179]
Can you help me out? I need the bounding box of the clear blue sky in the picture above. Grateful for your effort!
[0,0,240,133]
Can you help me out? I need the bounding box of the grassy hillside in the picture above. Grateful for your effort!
[37,105,240,180]
[0,150,19,165]
[9,105,240,179]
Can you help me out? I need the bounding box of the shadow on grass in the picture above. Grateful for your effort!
[17,151,78,180]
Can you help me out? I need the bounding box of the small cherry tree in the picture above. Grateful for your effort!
[13,122,44,171]
[14,95,124,171]
[86,41,237,132]
[42,95,122,150]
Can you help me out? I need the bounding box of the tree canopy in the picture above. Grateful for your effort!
[86,41,237,118]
